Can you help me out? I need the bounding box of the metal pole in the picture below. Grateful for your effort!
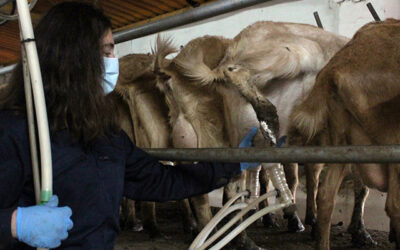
[313,11,323,29]
[1,0,272,76]
[366,2,381,21]
[144,145,400,163]
[0,0,13,8]
[0,64,16,75]
[113,0,273,43]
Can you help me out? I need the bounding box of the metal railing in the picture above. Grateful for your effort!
[113,0,273,43]
[144,145,400,163]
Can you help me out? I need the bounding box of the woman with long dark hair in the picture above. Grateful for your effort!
[0,2,258,249]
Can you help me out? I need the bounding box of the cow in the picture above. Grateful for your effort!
[177,20,354,235]
[113,53,197,238]
[288,19,400,249]
[106,91,143,232]
[153,35,275,249]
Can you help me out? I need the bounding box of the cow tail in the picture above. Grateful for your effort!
[152,35,177,74]
[173,48,224,86]
[289,72,330,143]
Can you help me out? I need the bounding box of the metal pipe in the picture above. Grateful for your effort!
[144,145,400,163]
[0,0,37,20]
[313,11,323,29]
[1,0,272,76]
[366,3,381,21]
[0,64,16,75]
[0,0,14,8]
[113,0,273,43]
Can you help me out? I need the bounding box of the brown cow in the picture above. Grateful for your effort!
[106,91,142,231]
[179,21,350,233]
[288,19,400,249]
[153,35,273,249]
[114,53,197,237]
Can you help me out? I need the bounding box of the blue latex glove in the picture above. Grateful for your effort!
[16,195,73,248]
[276,135,287,148]
[239,126,261,171]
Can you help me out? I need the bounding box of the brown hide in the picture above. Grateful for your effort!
[215,21,349,233]
[289,19,400,249]
[154,35,275,247]
[117,53,171,149]
[175,21,349,138]
[107,91,135,142]
[153,36,232,231]
[155,35,231,149]
[115,53,174,237]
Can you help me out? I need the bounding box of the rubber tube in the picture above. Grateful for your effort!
[16,0,53,204]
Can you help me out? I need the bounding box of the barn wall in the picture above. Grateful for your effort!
[115,0,399,232]
[115,0,400,57]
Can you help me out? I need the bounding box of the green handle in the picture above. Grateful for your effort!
[40,190,52,205]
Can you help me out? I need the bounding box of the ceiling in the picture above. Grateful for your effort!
[0,0,214,66]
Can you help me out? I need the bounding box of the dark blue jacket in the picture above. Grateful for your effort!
[0,110,241,249]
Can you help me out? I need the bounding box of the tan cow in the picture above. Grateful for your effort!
[179,21,351,233]
[106,91,142,231]
[153,35,273,249]
[114,53,197,237]
[288,19,400,249]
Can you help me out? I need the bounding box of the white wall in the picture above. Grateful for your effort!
[335,0,400,37]
[115,0,400,57]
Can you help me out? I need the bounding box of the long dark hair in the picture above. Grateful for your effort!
[0,2,119,144]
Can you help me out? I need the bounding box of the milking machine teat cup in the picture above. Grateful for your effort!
[190,120,295,250]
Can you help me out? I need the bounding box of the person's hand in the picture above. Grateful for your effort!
[16,195,73,248]
[239,126,261,171]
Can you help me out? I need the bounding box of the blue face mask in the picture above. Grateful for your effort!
[102,57,119,94]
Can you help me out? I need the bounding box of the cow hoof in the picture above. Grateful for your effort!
[311,223,318,240]
[143,222,165,239]
[132,223,144,232]
[121,218,143,231]
[232,236,266,250]
[305,214,316,226]
[286,214,305,233]
[389,226,397,246]
[389,228,395,242]
[262,213,280,229]
[182,218,198,235]
[351,229,377,248]
[186,226,200,240]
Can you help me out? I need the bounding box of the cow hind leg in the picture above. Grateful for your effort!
[305,163,323,229]
[120,198,143,231]
[282,163,305,233]
[316,164,349,250]
[190,194,213,231]
[347,176,377,247]
[385,164,400,249]
[178,199,198,237]
[259,165,280,229]
[389,219,400,250]
[223,174,265,250]
[141,202,167,239]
